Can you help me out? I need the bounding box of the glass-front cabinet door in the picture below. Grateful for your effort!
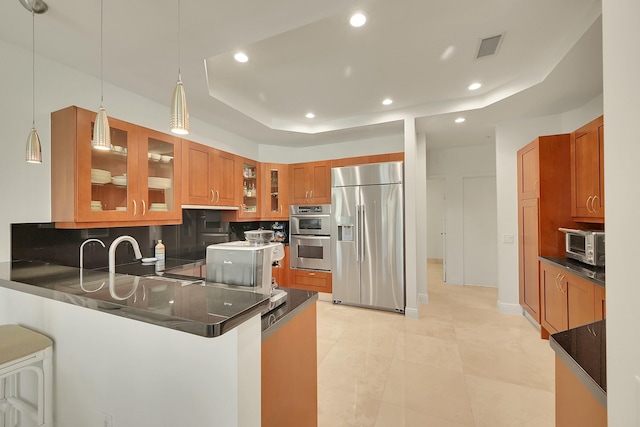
[240,159,259,218]
[262,163,289,220]
[139,128,181,221]
[78,109,138,222]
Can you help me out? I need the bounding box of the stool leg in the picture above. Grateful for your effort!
[0,377,5,427]
[43,348,52,427]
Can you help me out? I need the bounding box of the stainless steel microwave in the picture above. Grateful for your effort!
[559,228,605,267]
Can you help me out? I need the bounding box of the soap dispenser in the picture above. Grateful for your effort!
[155,240,165,271]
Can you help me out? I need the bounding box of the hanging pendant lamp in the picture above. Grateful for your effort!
[170,0,189,135]
[92,0,111,150]
[25,2,45,164]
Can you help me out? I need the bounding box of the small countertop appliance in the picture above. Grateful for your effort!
[205,231,285,305]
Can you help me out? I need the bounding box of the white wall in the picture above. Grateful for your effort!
[426,144,496,285]
[259,133,404,164]
[494,96,603,314]
[463,176,498,287]
[602,0,639,424]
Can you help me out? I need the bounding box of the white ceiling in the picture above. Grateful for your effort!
[0,0,603,148]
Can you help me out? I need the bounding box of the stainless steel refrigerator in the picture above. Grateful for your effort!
[331,161,404,313]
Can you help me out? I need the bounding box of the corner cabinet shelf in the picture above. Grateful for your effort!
[51,106,182,228]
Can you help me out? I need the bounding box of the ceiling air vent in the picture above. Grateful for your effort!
[476,34,503,59]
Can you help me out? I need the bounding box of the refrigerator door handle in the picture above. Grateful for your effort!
[360,204,365,262]
[355,204,360,262]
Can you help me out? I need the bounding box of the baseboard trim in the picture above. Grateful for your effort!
[418,293,428,303]
[404,307,419,319]
[497,301,523,315]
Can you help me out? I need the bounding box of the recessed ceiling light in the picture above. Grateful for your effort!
[382,98,393,106]
[234,52,249,63]
[350,12,367,27]
[306,112,315,119]
[468,82,482,91]
[455,117,466,123]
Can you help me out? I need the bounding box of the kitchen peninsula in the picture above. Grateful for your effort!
[0,259,317,426]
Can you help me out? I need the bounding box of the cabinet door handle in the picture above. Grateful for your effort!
[310,190,313,200]
[586,195,593,213]
[211,190,215,202]
[554,273,560,291]
[142,200,146,216]
[132,199,137,216]
[592,195,599,213]
[215,190,220,203]
[305,191,309,200]
[308,272,316,276]
[279,204,283,214]
[559,275,566,293]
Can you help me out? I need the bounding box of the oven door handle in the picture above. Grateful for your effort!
[291,235,330,240]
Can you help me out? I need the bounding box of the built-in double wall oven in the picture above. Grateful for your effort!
[289,205,331,271]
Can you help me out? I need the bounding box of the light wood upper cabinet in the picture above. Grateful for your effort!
[261,163,289,220]
[213,150,238,206]
[181,140,214,205]
[330,152,404,168]
[51,106,182,228]
[289,161,331,205]
[570,116,604,223]
[517,143,540,200]
[181,140,238,207]
[237,157,260,220]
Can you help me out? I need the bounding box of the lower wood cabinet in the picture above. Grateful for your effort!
[262,302,317,427]
[555,356,607,427]
[540,261,605,335]
[289,270,332,293]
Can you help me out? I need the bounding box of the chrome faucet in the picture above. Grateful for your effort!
[109,235,143,274]
[80,238,105,270]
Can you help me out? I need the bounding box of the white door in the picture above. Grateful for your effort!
[462,176,498,287]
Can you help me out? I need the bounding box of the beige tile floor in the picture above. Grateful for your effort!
[316,263,555,427]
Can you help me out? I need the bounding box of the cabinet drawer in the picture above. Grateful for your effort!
[290,270,332,293]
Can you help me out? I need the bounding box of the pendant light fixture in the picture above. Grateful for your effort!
[92,0,111,150]
[170,0,189,135]
[25,1,46,164]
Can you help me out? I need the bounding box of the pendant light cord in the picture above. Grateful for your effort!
[100,0,104,106]
[32,8,36,128]
[177,0,182,82]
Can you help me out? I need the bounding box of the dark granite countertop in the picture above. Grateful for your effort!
[0,260,316,338]
[539,256,605,287]
[261,288,318,340]
[550,319,606,407]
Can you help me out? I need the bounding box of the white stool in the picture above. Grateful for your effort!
[0,325,53,427]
